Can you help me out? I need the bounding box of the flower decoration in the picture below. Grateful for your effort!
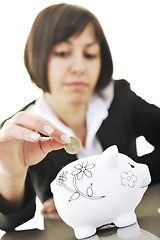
[120,171,137,188]
[72,161,95,180]
[57,171,68,186]
[56,161,104,201]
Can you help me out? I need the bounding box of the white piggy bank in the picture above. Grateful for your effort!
[50,145,151,239]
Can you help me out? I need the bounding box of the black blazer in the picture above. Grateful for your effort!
[1,79,160,231]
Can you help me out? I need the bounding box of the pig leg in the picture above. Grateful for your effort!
[74,226,96,239]
[113,211,137,227]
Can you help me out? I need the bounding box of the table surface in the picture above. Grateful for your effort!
[1,183,160,240]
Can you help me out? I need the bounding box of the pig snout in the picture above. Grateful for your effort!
[139,164,151,188]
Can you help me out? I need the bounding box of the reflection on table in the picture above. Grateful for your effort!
[1,183,160,240]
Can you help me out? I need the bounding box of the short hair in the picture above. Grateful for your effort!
[24,3,113,93]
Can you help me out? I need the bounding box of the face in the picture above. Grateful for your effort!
[46,23,101,105]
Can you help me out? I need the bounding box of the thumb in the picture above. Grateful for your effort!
[39,137,66,155]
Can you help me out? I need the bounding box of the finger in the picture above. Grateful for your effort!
[0,126,66,157]
[41,198,56,213]
[38,137,66,155]
[42,198,55,207]
[0,124,40,142]
[0,125,67,154]
[42,212,60,219]
[41,205,56,214]
[5,112,71,144]
[41,206,60,219]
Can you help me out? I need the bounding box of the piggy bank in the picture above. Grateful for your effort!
[50,145,151,239]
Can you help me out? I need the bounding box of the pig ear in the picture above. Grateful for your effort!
[101,145,119,169]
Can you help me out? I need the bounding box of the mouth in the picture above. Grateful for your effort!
[65,82,88,90]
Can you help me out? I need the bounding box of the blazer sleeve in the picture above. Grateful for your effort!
[130,84,160,183]
[131,90,160,146]
[0,101,37,231]
[0,172,36,231]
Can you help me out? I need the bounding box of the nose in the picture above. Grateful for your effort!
[70,53,85,75]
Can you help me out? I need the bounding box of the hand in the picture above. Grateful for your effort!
[0,111,70,177]
[41,198,60,219]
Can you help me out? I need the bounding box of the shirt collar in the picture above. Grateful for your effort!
[29,81,114,147]
[85,81,114,147]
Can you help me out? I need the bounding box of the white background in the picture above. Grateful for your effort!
[0,0,160,123]
[0,0,160,235]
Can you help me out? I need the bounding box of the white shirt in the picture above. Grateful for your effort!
[25,82,114,159]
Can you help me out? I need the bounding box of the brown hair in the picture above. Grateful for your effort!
[24,3,113,93]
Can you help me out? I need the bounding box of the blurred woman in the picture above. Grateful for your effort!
[0,3,160,231]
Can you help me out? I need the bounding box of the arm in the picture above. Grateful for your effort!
[0,111,70,230]
[0,172,36,231]
[131,91,160,146]
[130,89,160,183]
[114,80,160,184]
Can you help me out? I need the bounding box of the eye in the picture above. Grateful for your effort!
[54,51,70,57]
[85,53,97,59]
[128,163,135,168]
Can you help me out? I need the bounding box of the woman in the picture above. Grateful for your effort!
[0,3,160,231]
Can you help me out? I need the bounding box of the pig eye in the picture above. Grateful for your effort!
[128,163,135,168]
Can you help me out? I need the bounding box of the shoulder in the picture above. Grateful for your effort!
[113,79,133,101]
[111,79,144,112]
[114,79,131,91]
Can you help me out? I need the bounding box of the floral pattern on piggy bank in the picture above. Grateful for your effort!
[50,145,151,239]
